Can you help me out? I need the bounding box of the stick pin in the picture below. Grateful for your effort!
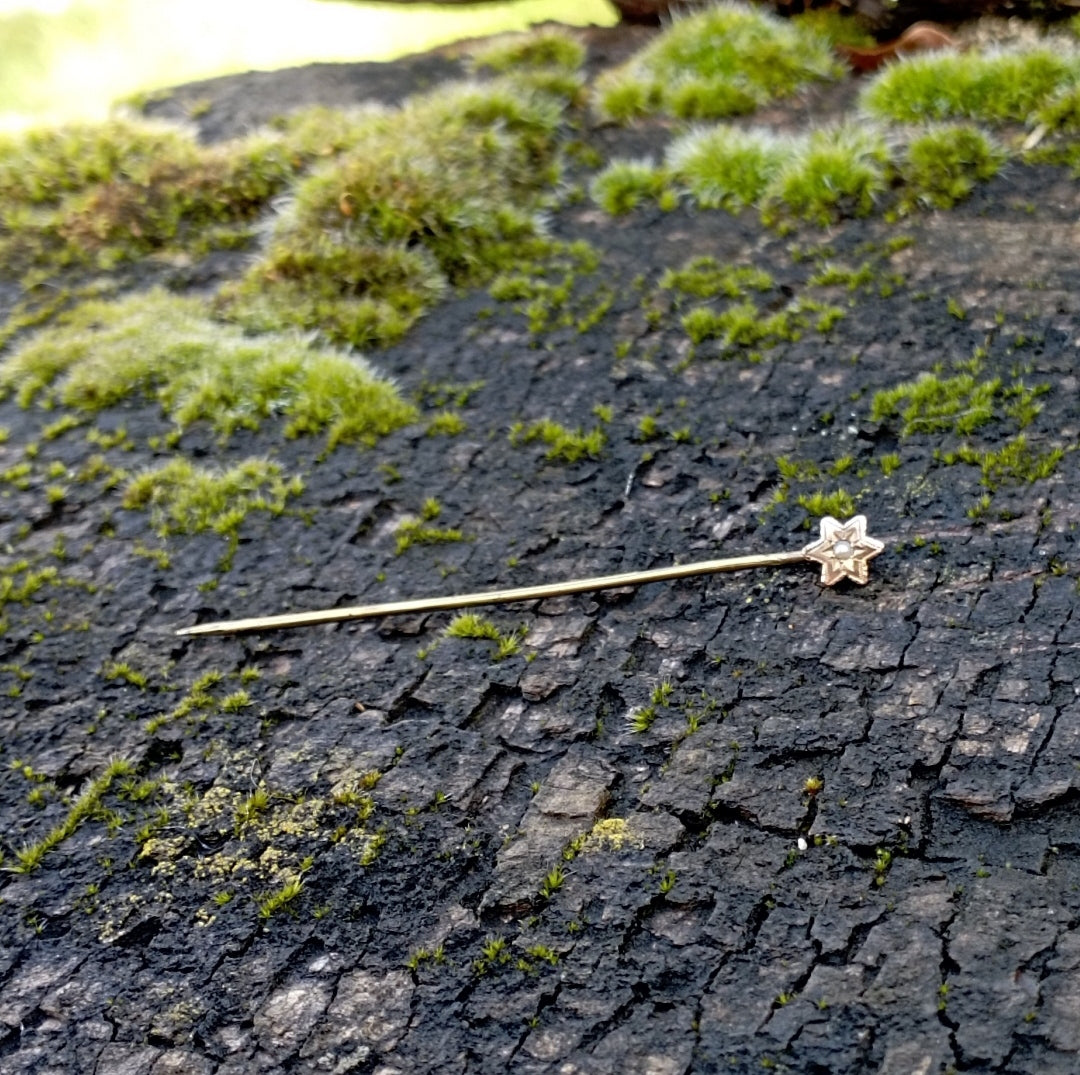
[177,514,884,637]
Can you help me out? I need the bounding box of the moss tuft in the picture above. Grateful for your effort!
[509,418,605,463]
[666,125,789,212]
[122,458,303,546]
[470,28,585,75]
[660,256,773,299]
[593,2,840,123]
[1,289,416,450]
[589,158,668,215]
[898,125,1005,212]
[0,119,296,275]
[870,371,1001,436]
[860,46,1080,124]
[217,80,568,349]
[762,125,888,226]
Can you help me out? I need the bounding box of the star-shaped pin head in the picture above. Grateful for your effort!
[802,515,884,586]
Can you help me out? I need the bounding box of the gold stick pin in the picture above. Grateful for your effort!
[176,515,883,638]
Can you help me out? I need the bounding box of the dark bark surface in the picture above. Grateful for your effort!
[2,21,1080,1075]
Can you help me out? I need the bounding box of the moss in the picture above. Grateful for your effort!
[510,418,605,463]
[11,757,134,873]
[488,238,603,335]
[122,458,303,564]
[1,290,416,450]
[762,125,888,226]
[797,489,856,518]
[0,119,296,276]
[792,9,875,49]
[681,300,800,353]
[666,126,788,212]
[217,80,569,349]
[870,371,1001,436]
[445,613,525,659]
[860,46,1080,124]
[426,411,467,437]
[394,499,464,555]
[943,435,1063,490]
[589,158,668,215]
[898,125,1005,212]
[593,3,840,123]
[661,256,774,300]
[470,28,585,75]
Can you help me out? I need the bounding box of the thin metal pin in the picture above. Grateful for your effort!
[176,514,883,638]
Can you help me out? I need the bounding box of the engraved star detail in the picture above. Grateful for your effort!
[802,515,884,586]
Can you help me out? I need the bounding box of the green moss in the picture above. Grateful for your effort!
[898,125,1005,212]
[470,28,585,74]
[218,80,568,349]
[589,158,667,215]
[509,418,605,463]
[797,489,856,518]
[943,435,1063,490]
[394,499,464,555]
[445,613,525,659]
[0,119,296,275]
[660,256,774,299]
[870,371,1001,436]
[122,458,303,552]
[1,290,416,450]
[681,300,799,353]
[593,4,840,123]
[487,238,602,335]
[12,757,134,873]
[0,118,195,206]
[762,125,888,226]
[426,411,467,437]
[256,871,306,919]
[1035,83,1080,131]
[666,126,788,211]
[860,47,1080,123]
[792,9,875,49]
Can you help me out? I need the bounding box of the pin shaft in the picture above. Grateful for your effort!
[176,549,808,637]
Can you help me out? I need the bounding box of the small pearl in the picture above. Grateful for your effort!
[832,540,853,558]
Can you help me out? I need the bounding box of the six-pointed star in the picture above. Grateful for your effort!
[803,515,884,586]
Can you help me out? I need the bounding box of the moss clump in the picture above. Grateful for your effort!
[11,757,134,873]
[763,125,888,226]
[0,119,296,275]
[445,613,524,659]
[666,126,788,211]
[860,46,1080,124]
[0,290,416,450]
[942,435,1063,490]
[0,119,195,206]
[394,498,464,555]
[509,418,605,463]
[470,28,585,75]
[682,301,788,349]
[797,489,856,518]
[217,80,567,349]
[593,3,840,123]
[660,256,773,300]
[870,371,1001,436]
[122,458,303,546]
[589,158,668,215]
[898,125,1005,212]
[1035,84,1080,131]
